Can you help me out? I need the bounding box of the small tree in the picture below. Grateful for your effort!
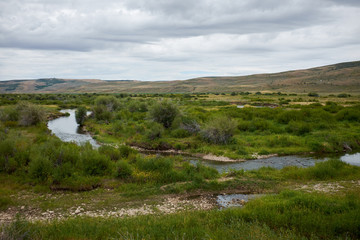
[148,101,179,128]
[75,106,87,126]
[201,116,237,144]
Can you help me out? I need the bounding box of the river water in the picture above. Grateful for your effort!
[47,109,100,148]
[47,109,360,172]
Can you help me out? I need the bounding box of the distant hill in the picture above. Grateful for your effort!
[1,61,360,94]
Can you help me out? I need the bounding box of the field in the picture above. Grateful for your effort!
[1,91,360,239]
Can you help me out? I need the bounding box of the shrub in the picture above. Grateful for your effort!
[308,92,319,97]
[75,106,87,126]
[93,105,112,122]
[98,145,121,161]
[336,109,360,122]
[136,157,173,172]
[81,150,112,176]
[286,121,312,135]
[148,101,179,128]
[171,129,191,138]
[201,116,237,144]
[28,156,53,182]
[94,96,120,112]
[145,122,164,140]
[180,118,200,134]
[16,102,45,126]
[0,107,19,122]
[276,110,304,124]
[115,160,133,179]
[337,93,350,98]
[118,145,136,159]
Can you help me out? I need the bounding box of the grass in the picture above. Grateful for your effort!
[2,190,360,239]
[1,93,360,239]
[0,210,324,240]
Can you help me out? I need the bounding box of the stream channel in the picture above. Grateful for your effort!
[48,109,360,208]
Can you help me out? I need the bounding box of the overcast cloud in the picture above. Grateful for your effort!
[0,0,359,81]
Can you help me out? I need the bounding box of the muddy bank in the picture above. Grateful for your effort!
[130,145,277,163]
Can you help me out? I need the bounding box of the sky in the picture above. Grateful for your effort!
[0,0,359,81]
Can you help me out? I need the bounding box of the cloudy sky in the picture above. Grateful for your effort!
[0,0,359,81]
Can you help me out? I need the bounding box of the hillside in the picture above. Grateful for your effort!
[1,61,360,94]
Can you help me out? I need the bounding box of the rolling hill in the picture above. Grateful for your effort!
[1,61,360,94]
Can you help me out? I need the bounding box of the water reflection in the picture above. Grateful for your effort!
[190,155,327,173]
[47,109,99,148]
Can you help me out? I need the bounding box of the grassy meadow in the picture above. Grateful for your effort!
[0,91,360,239]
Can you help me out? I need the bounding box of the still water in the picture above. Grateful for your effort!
[47,109,100,148]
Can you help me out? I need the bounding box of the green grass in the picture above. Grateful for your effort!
[239,159,360,181]
[0,210,319,240]
[2,190,360,240]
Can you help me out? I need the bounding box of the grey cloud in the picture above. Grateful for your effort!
[0,0,347,51]
[0,0,359,81]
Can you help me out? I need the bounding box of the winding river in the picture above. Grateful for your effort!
[47,109,100,148]
[47,109,360,172]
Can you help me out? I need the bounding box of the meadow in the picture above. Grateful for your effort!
[0,92,360,239]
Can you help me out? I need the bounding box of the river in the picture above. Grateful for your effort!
[47,109,360,172]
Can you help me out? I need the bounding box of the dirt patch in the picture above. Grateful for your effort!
[296,180,360,193]
[0,195,215,223]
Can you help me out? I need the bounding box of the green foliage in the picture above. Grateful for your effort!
[115,160,133,179]
[94,96,120,112]
[283,159,360,180]
[98,145,121,161]
[0,106,19,122]
[16,102,46,126]
[28,155,53,182]
[240,190,360,239]
[0,195,12,210]
[308,92,319,97]
[148,100,179,128]
[75,106,87,126]
[286,121,311,135]
[336,108,360,122]
[180,117,200,134]
[80,150,113,176]
[337,93,351,98]
[170,128,191,138]
[145,122,164,140]
[1,211,310,240]
[201,116,237,144]
[93,105,112,122]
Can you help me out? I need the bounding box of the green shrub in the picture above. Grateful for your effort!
[94,96,120,112]
[308,92,319,97]
[115,160,133,179]
[28,155,53,182]
[180,117,200,133]
[276,110,304,124]
[0,106,19,122]
[93,105,113,122]
[98,145,121,161]
[148,100,179,128]
[170,128,191,138]
[118,145,136,159]
[336,109,360,122]
[240,190,360,239]
[337,93,350,98]
[75,106,87,126]
[145,122,164,140]
[81,150,112,176]
[136,157,173,172]
[16,102,45,126]
[286,121,312,135]
[201,116,237,144]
